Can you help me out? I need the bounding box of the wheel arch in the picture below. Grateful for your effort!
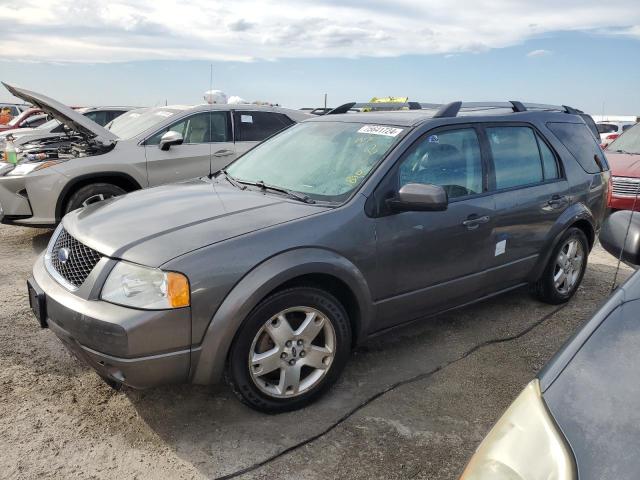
[190,248,374,385]
[55,172,142,221]
[528,202,596,282]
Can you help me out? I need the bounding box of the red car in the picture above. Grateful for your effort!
[607,123,640,211]
[0,107,49,132]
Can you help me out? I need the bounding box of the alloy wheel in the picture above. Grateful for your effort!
[248,306,336,398]
[553,238,585,295]
[81,193,114,207]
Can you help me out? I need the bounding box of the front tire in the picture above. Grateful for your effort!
[64,183,126,214]
[531,227,589,304]
[227,287,352,413]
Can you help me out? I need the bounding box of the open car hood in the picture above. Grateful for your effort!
[2,83,117,145]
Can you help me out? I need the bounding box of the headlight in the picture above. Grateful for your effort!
[6,160,62,176]
[460,380,575,480]
[101,261,190,310]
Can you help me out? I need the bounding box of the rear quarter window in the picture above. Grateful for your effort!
[546,122,608,173]
[233,111,294,142]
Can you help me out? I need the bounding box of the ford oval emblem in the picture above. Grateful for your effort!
[57,247,70,265]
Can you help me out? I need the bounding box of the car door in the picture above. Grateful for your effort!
[145,111,234,186]
[373,126,495,329]
[232,110,295,157]
[482,124,569,290]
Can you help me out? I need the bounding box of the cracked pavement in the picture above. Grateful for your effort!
[0,223,632,479]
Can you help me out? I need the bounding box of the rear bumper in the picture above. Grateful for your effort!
[32,254,192,388]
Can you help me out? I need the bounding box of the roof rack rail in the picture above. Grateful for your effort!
[431,101,584,118]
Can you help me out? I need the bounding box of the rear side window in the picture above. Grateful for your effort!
[597,123,618,134]
[233,111,294,142]
[547,122,608,173]
[85,110,108,126]
[487,126,544,189]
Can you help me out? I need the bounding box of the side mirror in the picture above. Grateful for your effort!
[387,183,448,212]
[600,210,640,267]
[159,130,184,151]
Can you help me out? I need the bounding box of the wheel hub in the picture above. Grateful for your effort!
[248,306,336,398]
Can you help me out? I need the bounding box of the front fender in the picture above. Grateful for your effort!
[190,247,374,385]
[527,202,595,282]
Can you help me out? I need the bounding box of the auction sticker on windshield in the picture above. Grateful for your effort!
[358,125,403,137]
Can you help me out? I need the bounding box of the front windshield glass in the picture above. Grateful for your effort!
[106,108,176,139]
[226,121,406,202]
[609,123,640,154]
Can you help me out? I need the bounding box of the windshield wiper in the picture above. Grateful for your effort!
[238,179,315,204]
[614,149,639,155]
[214,169,246,190]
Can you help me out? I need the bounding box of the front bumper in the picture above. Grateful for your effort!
[609,195,640,211]
[32,254,192,388]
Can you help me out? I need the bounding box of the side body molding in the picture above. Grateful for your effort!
[190,248,374,385]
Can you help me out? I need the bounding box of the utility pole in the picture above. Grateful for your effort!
[324,93,327,109]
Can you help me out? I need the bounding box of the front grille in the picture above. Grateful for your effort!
[48,228,102,288]
[612,177,640,197]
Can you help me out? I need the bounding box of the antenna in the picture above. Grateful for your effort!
[610,157,640,291]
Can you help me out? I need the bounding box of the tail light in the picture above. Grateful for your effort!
[607,175,613,206]
[605,134,619,141]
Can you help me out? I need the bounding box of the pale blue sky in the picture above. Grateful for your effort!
[1,1,639,115]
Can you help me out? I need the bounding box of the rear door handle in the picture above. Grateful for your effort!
[462,215,490,230]
[214,149,234,157]
[547,195,567,208]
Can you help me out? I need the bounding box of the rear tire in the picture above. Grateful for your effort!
[64,183,126,214]
[226,287,351,413]
[531,227,588,304]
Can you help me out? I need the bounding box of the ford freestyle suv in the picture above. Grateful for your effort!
[27,101,610,412]
[0,83,309,227]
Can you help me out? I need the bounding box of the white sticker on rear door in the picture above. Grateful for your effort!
[241,115,253,123]
[358,125,403,137]
[495,239,506,256]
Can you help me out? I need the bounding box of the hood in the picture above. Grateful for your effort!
[607,151,640,177]
[2,83,117,145]
[63,179,329,267]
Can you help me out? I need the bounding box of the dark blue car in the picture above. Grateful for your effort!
[461,209,640,480]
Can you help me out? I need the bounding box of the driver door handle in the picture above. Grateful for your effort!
[462,215,490,230]
[214,149,234,157]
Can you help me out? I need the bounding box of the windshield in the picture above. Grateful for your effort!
[609,123,640,154]
[106,108,175,139]
[226,121,406,202]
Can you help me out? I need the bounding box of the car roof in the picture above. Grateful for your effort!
[304,109,586,128]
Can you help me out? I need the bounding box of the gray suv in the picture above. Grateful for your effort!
[28,101,610,412]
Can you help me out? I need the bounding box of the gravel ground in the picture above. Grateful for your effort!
[0,223,632,480]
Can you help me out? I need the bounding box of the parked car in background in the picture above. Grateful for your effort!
[0,83,310,227]
[598,120,636,148]
[460,209,640,480]
[0,103,29,119]
[27,100,609,412]
[0,106,134,150]
[0,107,49,132]
[605,123,640,211]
